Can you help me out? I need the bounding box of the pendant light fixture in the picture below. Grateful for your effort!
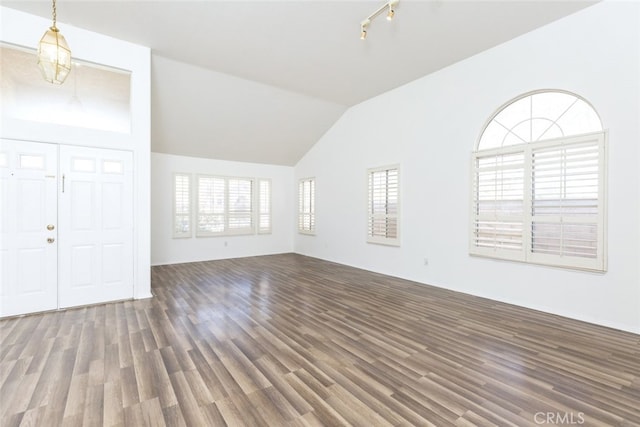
[37,0,72,84]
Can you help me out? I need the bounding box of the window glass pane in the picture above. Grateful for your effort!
[531,92,576,124]
[502,132,525,147]
[479,91,602,150]
[509,121,533,145]
[103,160,123,174]
[1,43,131,134]
[533,120,563,141]
[72,158,96,173]
[555,100,602,137]
[493,97,530,132]
[19,154,44,170]
[528,118,553,141]
[478,121,506,150]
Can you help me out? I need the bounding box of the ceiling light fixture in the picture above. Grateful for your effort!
[360,0,399,39]
[37,0,72,84]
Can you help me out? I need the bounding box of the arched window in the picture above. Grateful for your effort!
[470,90,606,271]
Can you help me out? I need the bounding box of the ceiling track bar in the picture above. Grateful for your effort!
[360,0,399,39]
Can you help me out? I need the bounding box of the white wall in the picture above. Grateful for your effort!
[294,1,640,334]
[1,7,152,299]
[151,152,294,265]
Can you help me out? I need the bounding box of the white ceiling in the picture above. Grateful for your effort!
[4,0,597,165]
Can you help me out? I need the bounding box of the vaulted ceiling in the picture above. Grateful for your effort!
[4,1,597,165]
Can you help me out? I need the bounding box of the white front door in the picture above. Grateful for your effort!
[58,146,134,308]
[0,140,58,317]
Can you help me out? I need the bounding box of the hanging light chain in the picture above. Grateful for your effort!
[51,0,57,29]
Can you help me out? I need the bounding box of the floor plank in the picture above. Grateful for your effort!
[1,254,639,426]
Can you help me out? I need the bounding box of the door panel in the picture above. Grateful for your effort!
[0,140,58,317]
[58,146,133,307]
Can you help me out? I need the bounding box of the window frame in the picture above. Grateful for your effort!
[475,89,603,151]
[470,131,607,272]
[367,164,400,246]
[173,172,192,238]
[298,177,315,235]
[471,89,607,272]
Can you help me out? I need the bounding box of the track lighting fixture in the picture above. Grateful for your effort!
[360,0,399,39]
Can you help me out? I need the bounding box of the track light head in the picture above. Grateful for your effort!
[360,19,370,40]
[387,7,395,20]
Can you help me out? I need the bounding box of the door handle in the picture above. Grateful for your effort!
[47,238,55,244]
[47,224,55,231]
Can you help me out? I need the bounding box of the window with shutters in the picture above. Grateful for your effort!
[173,173,191,238]
[197,175,254,236]
[471,90,606,271]
[298,178,315,234]
[258,179,272,234]
[367,165,400,246]
[228,178,253,232]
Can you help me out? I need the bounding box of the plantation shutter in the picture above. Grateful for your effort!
[367,166,399,245]
[173,173,191,238]
[197,176,226,236]
[258,179,271,234]
[471,133,605,271]
[529,134,604,269]
[298,179,315,233]
[228,178,253,233]
[471,149,525,260]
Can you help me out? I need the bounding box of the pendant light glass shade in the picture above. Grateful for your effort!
[38,0,71,85]
[38,26,71,84]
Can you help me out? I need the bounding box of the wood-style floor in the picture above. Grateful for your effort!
[1,254,639,426]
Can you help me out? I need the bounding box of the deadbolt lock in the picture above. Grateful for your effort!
[47,224,55,231]
[47,238,55,244]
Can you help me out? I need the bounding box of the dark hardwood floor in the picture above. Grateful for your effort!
[1,253,639,426]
